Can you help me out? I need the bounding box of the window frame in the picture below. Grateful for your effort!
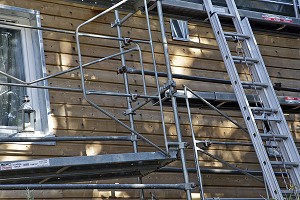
[170,18,190,42]
[0,5,52,139]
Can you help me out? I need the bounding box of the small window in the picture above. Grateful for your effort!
[0,5,51,138]
[170,19,190,41]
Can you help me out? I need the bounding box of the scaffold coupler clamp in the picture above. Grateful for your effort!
[111,19,121,28]
[185,182,196,190]
[122,37,132,46]
[202,140,212,149]
[131,93,138,101]
[168,141,189,150]
[117,66,128,74]
[124,108,136,116]
[160,80,176,93]
[130,135,139,142]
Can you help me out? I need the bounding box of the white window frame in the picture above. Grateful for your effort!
[170,19,190,42]
[0,5,52,139]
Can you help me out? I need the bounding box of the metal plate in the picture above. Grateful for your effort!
[0,151,177,184]
[170,91,300,113]
[146,0,300,33]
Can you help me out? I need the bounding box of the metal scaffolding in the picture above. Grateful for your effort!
[0,0,194,199]
[0,0,299,199]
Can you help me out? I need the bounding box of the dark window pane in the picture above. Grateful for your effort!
[0,28,25,127]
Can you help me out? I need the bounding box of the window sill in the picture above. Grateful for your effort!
[0,128,55,145]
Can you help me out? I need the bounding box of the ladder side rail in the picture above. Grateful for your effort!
[202,1,283,198]
[114,10,145,200]
[241,18,300,187]
[227,0,300,192]
[226,0,298,155]
[227,0,300,184]
[227,0,300,169]
[225,0,276,112]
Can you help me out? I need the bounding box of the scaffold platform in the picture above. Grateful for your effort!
[0,151,177,184]
[171,91,300,114]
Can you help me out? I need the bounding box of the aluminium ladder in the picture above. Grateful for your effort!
[203,0,300,199]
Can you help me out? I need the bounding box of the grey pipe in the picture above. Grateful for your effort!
[75,0,168,156]
[159,167,286,176]
[184,87,205,200]
[134,43,148,95]
[0,136,132,142]
[156,1,192,199]
[127,68,300,93]
[0,183,190,190]
[0,20,149,44]
[114,10,144,200]
[198,148,263,183]
[293,0,299,18]
[0,82,157,99]
[185,86,248,134]
[143,0,169,153]
[0,47,138,85]
[30,47,139,84]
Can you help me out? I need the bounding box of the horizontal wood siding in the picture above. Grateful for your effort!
[0,0,299,199]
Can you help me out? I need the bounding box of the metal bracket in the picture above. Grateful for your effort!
[160,80,176,93]
[130,135,139,142]
[124,108,136,116]
[164,89,171,98]
[168,141,189,150]
[173,93,186,98]
[123,38,132,46]
[131,93,138,101]
[111,12,135,28]
[152,89,172,106]
[111,19,121,28]
[185,182,196,190]
[196,140,212,149]
[122,37,132,47]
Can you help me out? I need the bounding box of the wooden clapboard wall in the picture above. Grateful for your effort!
[0,0,299,199]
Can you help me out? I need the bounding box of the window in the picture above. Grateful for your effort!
[170,19,190,41]
[0,5,51,138]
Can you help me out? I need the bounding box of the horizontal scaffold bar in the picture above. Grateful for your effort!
[0,183,192,190]
[0,136,132,142]
[127,68,300,93]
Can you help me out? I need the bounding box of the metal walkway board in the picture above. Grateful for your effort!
[145,0,300,32]
[0,151,177,184]
[172,91,300,113]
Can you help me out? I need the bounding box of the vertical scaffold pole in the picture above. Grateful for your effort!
[114,10,145,200]
[292,0,299,18]
[156,1,192,199]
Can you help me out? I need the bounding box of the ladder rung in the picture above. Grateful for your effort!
[224,32,250,40]
[216,12,235,18]
[254,115,282,122]
[270,161,299,168]
[241,81,269,88]
[260,134,288,140]
[250,107,278,113]
[281,189,299,195]
[232,56,259,63]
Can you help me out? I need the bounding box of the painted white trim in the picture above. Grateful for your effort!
[0,6,52,139]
